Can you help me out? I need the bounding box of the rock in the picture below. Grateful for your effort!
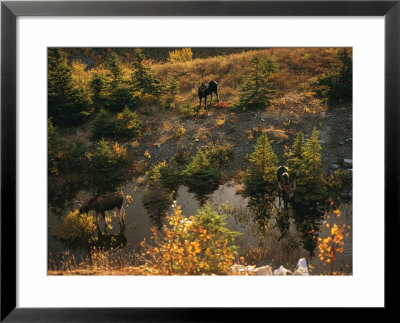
[339,142,344,145]
[253,265,273,276]
[230,264,246,274]
[331,164,340,170]
[294,258,309,276]
[230,264,254,274]
[273,265,293,276]
[195,138,199,142]
[343,159,352,168]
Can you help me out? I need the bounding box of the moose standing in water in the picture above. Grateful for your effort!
[194,80,219,108]
[77,192,124,233]
[277,166,296,209]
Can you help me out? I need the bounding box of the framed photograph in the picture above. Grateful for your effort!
[1,0,397,320]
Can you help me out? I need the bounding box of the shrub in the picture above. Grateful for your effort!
[200,142,233,168]
[317,209,349,275]
[52,209,96,250]
[167,48,193,63]
[174,124,186,138]
[178,102,197,119]
[139,203,240,275]
[214,117,226,129]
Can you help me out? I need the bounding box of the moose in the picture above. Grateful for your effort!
[77,192,124,234]
[194,80,219,108]
[277,166,296,209]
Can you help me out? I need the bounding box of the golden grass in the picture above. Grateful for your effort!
[71,48,344,108]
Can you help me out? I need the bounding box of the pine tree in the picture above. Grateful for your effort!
[242,132,278,223]
[104,53,134,111]
[105,52,123,90]
[233,56,278,111]
[182,150,222,205]
[162,77,180,109]
[48,48,90,126]
[89,73,108,111]
[293,128,327,209]
[90,138,124,193]
[311,48,352,106]
[287,131,305,180]
[115,107,142,139]
[131,49,165,103]
[142,167,173,230]
[91,108,116,140]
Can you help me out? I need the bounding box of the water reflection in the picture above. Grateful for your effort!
[48,177,352,273]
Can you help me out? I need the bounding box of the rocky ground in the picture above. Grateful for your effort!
[113,102,353,180]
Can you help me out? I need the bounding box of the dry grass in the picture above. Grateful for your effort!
[72,48,343,110]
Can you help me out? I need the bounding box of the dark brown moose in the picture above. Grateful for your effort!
[277,166,296,209]
[77,192,124,233]
[194,80,219,108]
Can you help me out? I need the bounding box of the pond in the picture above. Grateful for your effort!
[48,178,352,275]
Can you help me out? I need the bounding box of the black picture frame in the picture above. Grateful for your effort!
[1,0,398,321]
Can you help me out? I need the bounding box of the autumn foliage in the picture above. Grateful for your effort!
[317,209,349,275]
[139,203,240,275]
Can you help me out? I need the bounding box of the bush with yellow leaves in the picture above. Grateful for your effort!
[167,48,193,63]
[317,209,349,275]
[139,203,241,275]
[52,209,97,251]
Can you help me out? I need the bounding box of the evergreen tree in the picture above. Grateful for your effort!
[90,138,124,193]
[242,132,278,224]
[162,77,180,109]
[131,49,165,104]
[142,167,174,230]
[104,53,134,111]
[287,131,305,180]
[182,150,222,205]
[311,48,352,106]
[115,107,142,139]
[48,48,90,126]
[233,56,278,111]
[91,108,117,140]
[105,52,124,90]
[293,128,327,209]
[89,73,108,111]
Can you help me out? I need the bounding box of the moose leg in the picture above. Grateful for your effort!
[118,206,125,222]
[216,91,220,101]
[210,93,213,107]
[278,188,281,207]
[283,192,288,209]
[102,212,107,233]
[96,212,100,227]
